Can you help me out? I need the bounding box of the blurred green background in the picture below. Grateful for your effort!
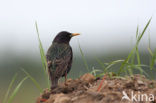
[0,0,156,103]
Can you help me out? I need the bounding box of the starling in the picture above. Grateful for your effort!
[46,31,80,89]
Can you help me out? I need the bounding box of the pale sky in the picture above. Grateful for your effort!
[0,0,156,55]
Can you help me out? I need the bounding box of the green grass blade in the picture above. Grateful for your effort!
[35,21,48,71]
[148,47,153,56]
[22,69,43,93]
[136,47,141,65]
[2,74,18,103]
[148,33,155,70]
[104,60,124,72]
[90,68,102,76]
[128,68,133,76]
[150,49,156,70]
[118,47,135,75]
[8,76,28,103]
[130,48,136,64]
[124,68,128,76]
[134,66,149,77]
[136,25,139,38]
[78,43,89,71]
[137,18,152,43]
[136,64,149,68]
[130,25,139,64]
[135,18,151,65]
[148,31,151,49]
[118,18,152,76]
[35,21,50,89]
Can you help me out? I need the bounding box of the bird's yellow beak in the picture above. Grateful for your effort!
[71,33,80,37]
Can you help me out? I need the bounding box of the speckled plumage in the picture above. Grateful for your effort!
[46,31,79,89]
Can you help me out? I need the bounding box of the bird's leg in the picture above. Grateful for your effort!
[64,71,68,86]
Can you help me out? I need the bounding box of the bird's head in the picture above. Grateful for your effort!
[53,31,80,44]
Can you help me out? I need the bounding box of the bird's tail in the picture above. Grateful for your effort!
[51,77,58,89]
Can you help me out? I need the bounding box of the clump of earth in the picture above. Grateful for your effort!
[36,73,156,103]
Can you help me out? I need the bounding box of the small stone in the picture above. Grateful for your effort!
[137,80,144,85]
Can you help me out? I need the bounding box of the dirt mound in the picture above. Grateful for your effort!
[36,73,156,103]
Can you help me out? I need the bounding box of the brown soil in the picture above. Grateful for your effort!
[36,73,156,103]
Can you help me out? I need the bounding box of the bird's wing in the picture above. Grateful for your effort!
[46,44,72,78]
